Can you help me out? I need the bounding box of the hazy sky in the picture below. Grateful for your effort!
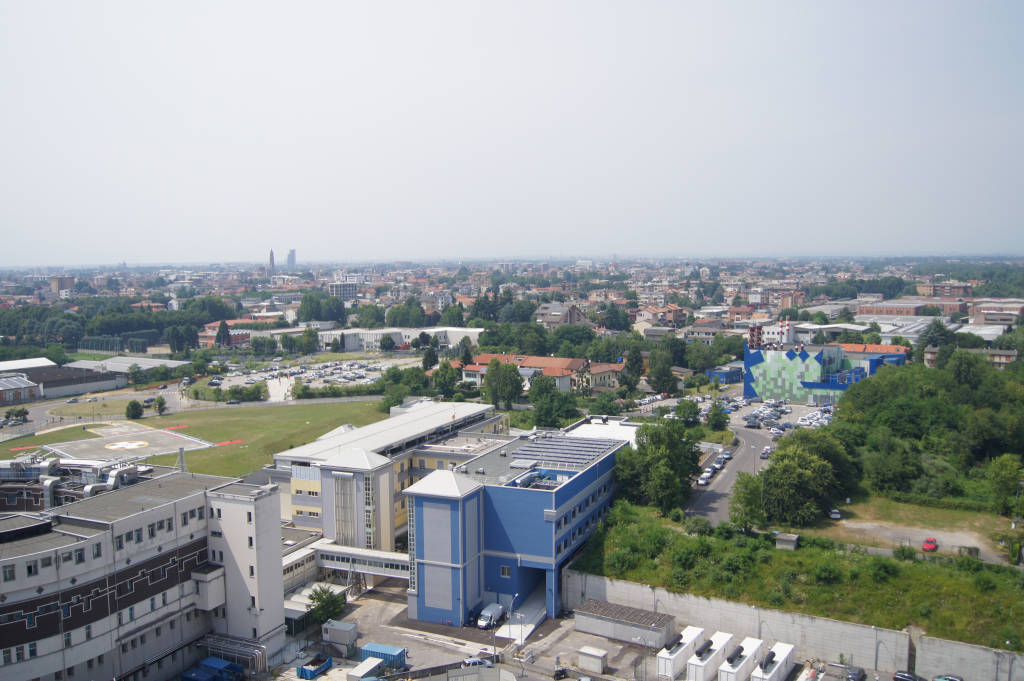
[2,2,1022,267]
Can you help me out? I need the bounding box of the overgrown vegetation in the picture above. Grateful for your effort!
[574,502,1024,651]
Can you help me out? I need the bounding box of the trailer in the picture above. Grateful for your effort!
[657,626,705,680]
[297,654,333,680]
[348,657,384,681]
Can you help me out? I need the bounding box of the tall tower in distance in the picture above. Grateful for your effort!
[287,249,296,269]
[269,249,275,274]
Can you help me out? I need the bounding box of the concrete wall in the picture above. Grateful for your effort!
[562,570,910,672]
[916,636,1024,680]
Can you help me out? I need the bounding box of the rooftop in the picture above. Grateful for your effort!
[575,599,675,629]
[455,432,627,488]
[51,471,236,524]
[275,401,493,467]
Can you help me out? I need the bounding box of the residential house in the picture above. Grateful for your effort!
[534,303,587,329]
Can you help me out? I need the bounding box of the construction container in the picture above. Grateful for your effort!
[323,620,358,646]
[750,643,794,681]
[181,668,218,681]
[685,631,733,681]
[657,626,705,679]
[348,657,384,681]
[717,636,763,681]
[297,654,332,680]
[359,643,407,669]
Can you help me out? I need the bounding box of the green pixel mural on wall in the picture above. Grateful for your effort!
[745,346,845,403]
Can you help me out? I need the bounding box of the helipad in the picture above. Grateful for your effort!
[45,429,214,461]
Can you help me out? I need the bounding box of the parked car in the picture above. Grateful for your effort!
[697,473,712,486]
[846,667,866,681]
[226,399,240,405]
[66,397,79,404]
[893,673,927,681]
[932,676,964,681]
[476,602,505,629]
[553,668,569,680]
[463,658,492,668]
[760,447,772,459]
[712,456,726,471]
[921,537,938,552]
[829,509,842,520]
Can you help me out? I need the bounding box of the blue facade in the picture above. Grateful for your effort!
[705,366,743,384]
[406,446,620,627]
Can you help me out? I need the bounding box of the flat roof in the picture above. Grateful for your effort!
[276,401,493,466]
[0,357,56,372]
[51,471,236,524]
[0,528,81,560]
[564,418,640,446]
[459,433,626,488]
[65,356,190,373]
[575,599,674,629]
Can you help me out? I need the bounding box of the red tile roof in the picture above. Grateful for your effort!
[833,343,909,354]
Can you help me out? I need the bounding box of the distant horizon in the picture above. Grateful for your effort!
[3,253,1024,272]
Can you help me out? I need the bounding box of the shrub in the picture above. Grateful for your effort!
[669,508,685,523]
[973,572,996,592]
[607,548,640,574]
[868,556,899,582]
[812,559,843,584]
[713,523,735,540]
[893,545,918,561]
[684,516,713,536]
[955,555,983,573]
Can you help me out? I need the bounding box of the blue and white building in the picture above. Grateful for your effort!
[403,420,634,627]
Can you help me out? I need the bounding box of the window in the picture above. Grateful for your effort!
[181,512,188,526]
[249,565,255,577]
[64,632,72,648]
[250,596,256,608]
[295,510,304,516]
[246,511,252,523]
[308,490,318,496]
[93,543,102,559]
[308,511,319,518]
[500,566,511,578]
[26,560,38,577]
[124,532,133,544]
[98,655,104,664]
[75,549,85,564]
[41,556,52,568]
[62,604,71,618]
[54,671,62,680]
[162,593,167,606]
[148,523,156,538]
[16,646,24,662]
[418,458,426,469]
[156,626,161,636]
[189,508,196,519]
[87,660,94,670]
[3,649,10,665]
[85,625,91,640]
[216,508,222,519]
[131,638,137,649]
[248,536,253,548]
[129,606,134,621]
[115,536,124,550]
[62,551,72,562]
[66,667,74,678]
[134,528,142,543]
[28,643,36,658]
[140,634,146,645]
[167,516,173,531]
[2,564,14,581]
[197,507,204,520]
[150,597,156,610]
[157,519,164,530]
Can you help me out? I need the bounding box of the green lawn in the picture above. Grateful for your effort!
[2,427,99,458]
[50,399,137,419]
[144,402,386,477]
[66,351,117,361]
[575,504,1024,651]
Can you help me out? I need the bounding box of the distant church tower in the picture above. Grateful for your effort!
[269,249,275,274]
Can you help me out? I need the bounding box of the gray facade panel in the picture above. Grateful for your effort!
[422,501,453,564]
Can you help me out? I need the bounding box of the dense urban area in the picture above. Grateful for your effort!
[1,256,1023,681]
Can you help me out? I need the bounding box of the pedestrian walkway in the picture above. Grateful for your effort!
[495,587,547,645]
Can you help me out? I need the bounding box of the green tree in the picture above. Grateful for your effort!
[592,391,621,416]
[321,296,347,325]
[439,304,465,327]
[615,421,701,513]
[357,304,386,328]
[626,347,644,378]
[379,335,396,352]
[648,349,677,395]
[298,293,323,322]
[125,400,144,419]
[729,472,766,531]
[215,320,231,347]
[761,448,839,526]
[459,339,474,366]
[706,402,728,431]
[674,399,701,427]
[987,454,1023,515]
[154,396,167,415]
[433,361,460,398]
[308,584,347,626]
[422,347,438,371]
[685,342,716,372]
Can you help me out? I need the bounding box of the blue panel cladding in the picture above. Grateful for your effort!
[482,556,544,609]
[413,565,463,626]
[482,485,554,562]
[743,344,764,399]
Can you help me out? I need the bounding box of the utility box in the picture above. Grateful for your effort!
[578,646,608,674]
[717,637,763,681]
[686,631,734,681]
[322,620,358,646]
[750,643,794,681]
[657,626,705,679]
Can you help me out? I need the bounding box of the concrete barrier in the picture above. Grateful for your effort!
[562,570,910,671]
[916,636,1024,680]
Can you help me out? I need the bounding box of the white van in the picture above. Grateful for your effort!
[476,602,505,629]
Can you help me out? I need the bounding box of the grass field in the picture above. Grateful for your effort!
[575,503,1024,651]
[2,427,99,457]
[65,351,117,361]
[144,402,386,477]
[796,496,1008,546]
[50,399,136,419]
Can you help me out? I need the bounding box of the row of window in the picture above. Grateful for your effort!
[557,504,609,555]
[554,484,609,530]
[2,544,96,582]
[293,489,319,496]
[294,510,320,517]
[1,642,36,664]
[319,552,408,572]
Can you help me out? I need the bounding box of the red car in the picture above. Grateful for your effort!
[921,537,938,552]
